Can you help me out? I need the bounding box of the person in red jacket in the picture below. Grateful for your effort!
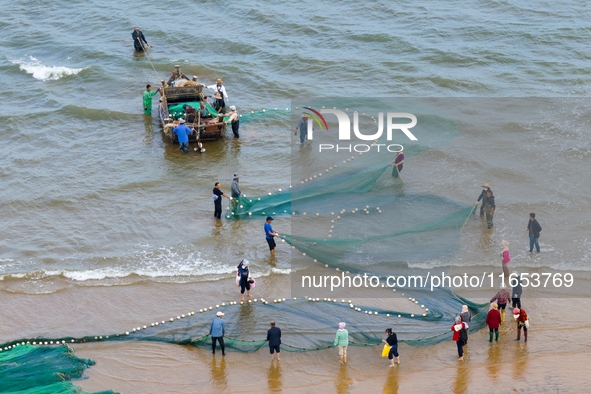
[486,302,502,342]
[451,316,468,361]
[513,307,529,342]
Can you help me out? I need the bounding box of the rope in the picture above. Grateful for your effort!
[139,40,161,82]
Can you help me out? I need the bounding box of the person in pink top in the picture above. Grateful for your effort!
[486,302,502,342]
[490,284,511,322]
[501,240,511,278]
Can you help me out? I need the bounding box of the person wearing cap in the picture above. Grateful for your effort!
[212,182,231,219]
[526,213,542,253]
[143,84,160,115]
[206,79,229,112]
[451,316,468,361]
[490,283,510,322]
[209,311,226,356]
[486,303,502,342]
[132,27,150,52]
[172,119,194,153]
[295,113,310,144]
[264,216,279,256]
[231,173,242,199]
[483,189,495,229]
[167,65,190,86]
[267,321,282,361]
[227,106,240,138]
[513,307,529,342]
[238,259,252,301]
[334,322,349,364]
[476,183,492,217]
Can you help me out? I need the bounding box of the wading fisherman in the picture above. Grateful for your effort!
[483,189,495,229]
[132,27,150,52]
[228,106,239,138]
[143,84,160,115]
[295,113,309,144]
[476,183,492,216]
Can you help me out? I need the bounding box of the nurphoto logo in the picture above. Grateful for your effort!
[303,107,418,153]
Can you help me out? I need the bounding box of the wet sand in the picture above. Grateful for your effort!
[2,274,591,393]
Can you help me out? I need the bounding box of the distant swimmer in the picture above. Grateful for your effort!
[167,65,190,87]
[476,183,492,217]
[295,113,309,144]
[132,27,150,52]
[142,84,160,115]
[206,79,229,112]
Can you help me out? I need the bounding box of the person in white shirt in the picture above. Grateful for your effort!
[206,78,229,112]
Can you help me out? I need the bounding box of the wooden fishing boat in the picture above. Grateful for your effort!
[158,84,227,142]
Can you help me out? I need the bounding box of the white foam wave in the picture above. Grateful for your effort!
[11,56,85,81]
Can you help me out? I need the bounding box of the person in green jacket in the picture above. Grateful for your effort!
[333,322,349,364]
[143,84,160,115]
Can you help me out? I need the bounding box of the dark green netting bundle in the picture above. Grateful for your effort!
[167,102,290,125]
[0,344,116,394]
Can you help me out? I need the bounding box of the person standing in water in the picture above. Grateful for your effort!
[476,183,492,217]
[451,316,468,361]
[143,84,160,115]
[527,213,542,253]
[209,311,226,356]
[295,113,310,144]
[212,182,231,219]
[267,321,282,361]
[333,322,349,364]
[483,189,495,229]
[460,305,471,343]
[228,106,240,138]
[264,216,279,255]
[238,259,251,302]
[390,150,405,177]
[511,273,522,309]
[382,328,400,366]
[501,240,511,278]
[490,284,510,322]
[486,302,502,342]
[132,27,150,52]
[513,307,529,342]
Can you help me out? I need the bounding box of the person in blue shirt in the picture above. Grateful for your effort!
[209,311,226,356]
[172,119,193,153]
[264,216,279,256]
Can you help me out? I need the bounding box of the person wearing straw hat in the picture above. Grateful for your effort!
[295,113,310,144]
[206,78,229,112]
[483,189,495,229]
[476,183,492,217]
[132,27,150,52]
[167,65,190,86]
[209,311,226,356]
[142,84,160,115]
[228,106,240,138]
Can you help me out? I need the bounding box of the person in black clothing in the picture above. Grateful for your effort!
[382,328,400,366]
[476,183,492,216]
[512,274,522,309]
[527,213,542,253]
[484,190,495,229]
[212,182,231,219]
[238,259,251,301]
[267,321,282,361]
[132,27,149,52]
